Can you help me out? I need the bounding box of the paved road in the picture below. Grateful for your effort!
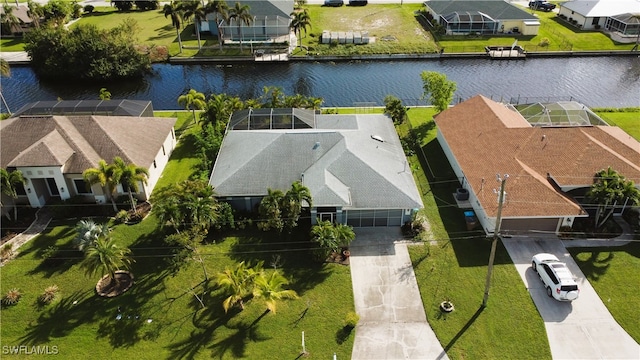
[349,228,448,360]
[502,236,640,360]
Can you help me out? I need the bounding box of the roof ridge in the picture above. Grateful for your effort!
[89,116,134,164]
[52,116,103,167]
[580,128,640,173]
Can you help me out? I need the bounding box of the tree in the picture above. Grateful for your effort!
[586,167,640,230]
[252,270,298,315]
[74,219,110,252]
[217,261,260,312]
[81,237,134,286]
[99,88,112,100]
[335,223,355,248]
[281,181,312,232]
[228,2,252,51]
[290,9,311,50]
[183,0,207,49]
[310,220,355,261]
[83,159,120,212]
[163,1,184,53]
[112,157,149,214]
[420,71,456,113]
[0,169,26,221]
[205,0,229,50]
[384,95,408,124]
[42,0,73,25]
[1,5,20,35]
[27,1,44,28]
[258,188,285,232]
[178,89,207,125]
[186,193,219,234]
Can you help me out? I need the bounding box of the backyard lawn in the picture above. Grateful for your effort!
[0,115,356,359]
[595,109,640,140]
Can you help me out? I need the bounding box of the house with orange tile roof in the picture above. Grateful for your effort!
[434,95,640,234]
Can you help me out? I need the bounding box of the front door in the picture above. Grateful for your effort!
[46,178,60,196]
[319,213,334,223]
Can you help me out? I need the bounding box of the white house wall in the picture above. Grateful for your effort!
[145,129,176,199]
[19,166,69,207]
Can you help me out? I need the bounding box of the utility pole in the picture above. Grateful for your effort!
[482,174,508,308]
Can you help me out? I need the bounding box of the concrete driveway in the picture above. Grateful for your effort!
[349,228,448,360]
[502,236,640,359]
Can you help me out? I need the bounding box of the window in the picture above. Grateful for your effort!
[73,179,92,194]
[15,183,27,196]
[153,160,157,168]
[592,17,600,25]
[162,145,166,155]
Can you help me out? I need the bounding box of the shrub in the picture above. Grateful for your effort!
[1,243,13,261]
[538,37,550,47]
[84,4,94,13]
[344,311,360,328]
[3,288,22,306]
[39,285,59,305]
[115,210,130,224]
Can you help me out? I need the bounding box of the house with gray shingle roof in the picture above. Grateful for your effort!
[424,0,540,35]
[558,0,640,33]
[209,109,423,227]
[206,0,293,42]
[435,95,640,234]
[0,115,176,214]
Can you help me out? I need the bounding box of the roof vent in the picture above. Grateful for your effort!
[371,135,384,143]
[313,142,320,150]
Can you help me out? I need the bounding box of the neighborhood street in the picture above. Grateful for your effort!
[503,234,640,359]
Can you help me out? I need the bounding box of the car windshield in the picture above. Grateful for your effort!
[561,285,578,292]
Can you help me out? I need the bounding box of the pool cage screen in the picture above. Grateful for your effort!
[222,15,291,42]
[516,102,608,127]
[605,13,640,35]
[440,11,499,34]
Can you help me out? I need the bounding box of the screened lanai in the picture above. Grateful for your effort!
[228,108,317,130]
[440,11,499,34]
[515,101,608,126]
[605,13,640,35]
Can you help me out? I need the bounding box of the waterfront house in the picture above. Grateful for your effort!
[434,95,640,234]
[206,0,293,43]
[558,0,640,34]
[209,109,423,227]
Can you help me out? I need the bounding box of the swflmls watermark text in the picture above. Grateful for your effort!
[2,345,59,355]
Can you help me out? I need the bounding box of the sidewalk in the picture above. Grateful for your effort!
[0,207,53,267]
[349,228,448,360]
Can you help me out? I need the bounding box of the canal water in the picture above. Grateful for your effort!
[3,56,640,111]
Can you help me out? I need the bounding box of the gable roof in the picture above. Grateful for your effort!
[435,95,640,219]
[1,115,176,173]
[210,113,423,210]
[560,0,640,17]
[424,0,538,20]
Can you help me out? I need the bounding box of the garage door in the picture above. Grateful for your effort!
[345,209,403,227]
[501,218,560,233]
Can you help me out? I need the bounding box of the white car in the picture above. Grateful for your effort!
[531,253,579,301]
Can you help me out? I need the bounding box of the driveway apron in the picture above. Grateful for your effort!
[502,236,640,359]
[350,228,448,360]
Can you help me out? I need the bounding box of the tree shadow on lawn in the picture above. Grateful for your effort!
[419,139,509,267]
[23,224,80,278]
[568,248,614,281]
[18,289,98,345]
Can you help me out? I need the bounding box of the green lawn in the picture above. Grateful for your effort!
[0,114,355,359]
[568,241,640,343]
[402,108,551,359]
[0,38,25,52]
[594,109,640,140]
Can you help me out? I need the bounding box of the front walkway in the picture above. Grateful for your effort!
[350,228,448,360]
[0,207,53,266]
[502,219,640,359]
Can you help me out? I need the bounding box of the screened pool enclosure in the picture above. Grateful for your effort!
[515,102,608,126]
[440,11,499,34]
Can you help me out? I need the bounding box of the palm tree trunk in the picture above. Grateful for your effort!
[192,108,197,125]
[176,28,183,53]
[238,26,243,51]
[196,21,202,49]
[127,190,137,214]
[11,198,17,222]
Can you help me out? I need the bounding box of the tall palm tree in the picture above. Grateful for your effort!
[113,157,149,214]
[163,1,184,53]
[1,5,20,35]
[0,168,26,221]
[290,9,311,50]
[27,0,44,28]
[228,2,252,51]
[258,188,284,232]
[74,219,110,252]
[587,167,640,229]
[83,159,120,212]
[282,181,312,230]
[183,0,207,49]
[186,194,218,234]
[205,0,229,50]
[252,270,298,315]
[217,261,259,312]
[178,89,207,125]
[81,237,134,286]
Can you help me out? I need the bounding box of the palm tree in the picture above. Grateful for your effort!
[178,89,207,125]
[83,159,120,212]
[112,157,149,214]
[186,194,218,234]
[205,0,229,50]
[81,237,134,286]
[217,261,259,312]
[0,169,26,221]
[335,223,355,248]
[74,219,110,252]
[183,0,207,49]
[1,5,20,35]
[587,167,640,230]
[228,2,252,51]
[258,188,284,232]
[99,88,111,100]
[163,1,184,53]
[282,181,312,231]
[311,219,339,253]
[290,9,311,51]
[252,270,298,315]
[27,0,44,28]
